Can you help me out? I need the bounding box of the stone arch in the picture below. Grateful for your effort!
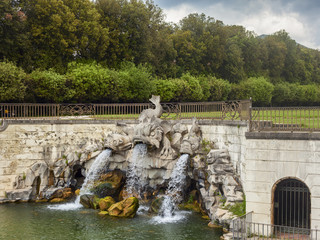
[271,177,311,230]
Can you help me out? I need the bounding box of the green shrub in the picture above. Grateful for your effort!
[231,77,274,106]
[200,76,231,101]
[66,62,123,103]
[0,61,26,102]
[117,62,155,102]
[26,69,72,103]
[153,79,179,102]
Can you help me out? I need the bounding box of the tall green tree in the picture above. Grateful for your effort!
[0,0,31,70]
[23,0,109,72]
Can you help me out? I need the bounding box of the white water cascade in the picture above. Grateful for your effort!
[48,148,112,210]
[152,154,190,223]
[125,143,148,197]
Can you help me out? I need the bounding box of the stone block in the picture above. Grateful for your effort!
[246,191,271,204]
[246,170,274,183]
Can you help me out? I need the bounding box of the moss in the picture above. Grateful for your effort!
[98,211,108,216]
[201,139,214,154]
[227,197,246,217]
[221,195,246,217]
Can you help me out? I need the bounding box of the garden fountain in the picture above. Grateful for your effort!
[6,95,244,231]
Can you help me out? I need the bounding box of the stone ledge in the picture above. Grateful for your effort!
[0,120,8,132]
[246,131,320,140]
[5,119,139,125]
[4,119,249,127]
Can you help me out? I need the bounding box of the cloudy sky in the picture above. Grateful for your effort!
[153,0,320,50]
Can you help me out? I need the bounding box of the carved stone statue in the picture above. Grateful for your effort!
[180,118,201,156]
[104,133,132,152]
[138,95,163,122]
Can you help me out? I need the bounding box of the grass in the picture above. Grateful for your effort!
[252,109,320,130]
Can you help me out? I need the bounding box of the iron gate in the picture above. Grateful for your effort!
[273,178,311,234]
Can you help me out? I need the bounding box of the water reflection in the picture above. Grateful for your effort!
[0,203,222,240]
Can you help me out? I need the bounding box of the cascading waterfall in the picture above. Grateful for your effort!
[48,148,112,210]
[79,149,112,195]
[125,143,148,197]
[152,154,190,223]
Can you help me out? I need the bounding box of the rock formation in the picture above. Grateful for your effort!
[3,95,244,227]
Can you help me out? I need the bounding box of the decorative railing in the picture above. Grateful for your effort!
[250,107,320,132]
[232,216,319,239]
[0,100,251,121]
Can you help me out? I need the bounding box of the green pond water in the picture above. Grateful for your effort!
[0,203,222,240]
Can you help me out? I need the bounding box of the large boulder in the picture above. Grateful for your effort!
[99,196,116,211]
[80,194,100,209]
[92,169,125,199]
[43,187,73,200]
[108,197,139,218]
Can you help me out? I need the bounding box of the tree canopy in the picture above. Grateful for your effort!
[1,0,320,106]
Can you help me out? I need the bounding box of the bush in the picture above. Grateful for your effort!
[25,69,72,103]
[231,77,274,106]
[200,76,231,101]
[66,62,124,103]
[0,61,26,102]
[170,73,203,102]
[117,62,155,102]
[272,82,293,106]
[153,79,179,102]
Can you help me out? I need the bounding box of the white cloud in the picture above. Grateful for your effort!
[163,3,196,23]
[239,11,318,48]
[162,1,320,49]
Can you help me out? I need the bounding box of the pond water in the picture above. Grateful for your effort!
[0,203,222,240]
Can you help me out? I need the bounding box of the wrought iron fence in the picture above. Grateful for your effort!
[232,217,319,240]
[0,100,251,121]
[250,107,320,132]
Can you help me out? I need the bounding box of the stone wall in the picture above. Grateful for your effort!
[3,119,320,230]
[0,120,248,198]
[245,132,320,229]
[0,121,120,197]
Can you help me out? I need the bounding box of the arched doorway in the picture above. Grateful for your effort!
[273,178,310,230]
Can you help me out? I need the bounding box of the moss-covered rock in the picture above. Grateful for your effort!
[80,194,100,209]
[98,211,109,216]
[99,196,115,211]
[50,198,66,203]
[80,194,95,208]
[92,170,125,199]
[108,197,139,218]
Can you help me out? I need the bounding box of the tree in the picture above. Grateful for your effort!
[23,0,109,72]
[96,0,176,76]
[0,0,31,70]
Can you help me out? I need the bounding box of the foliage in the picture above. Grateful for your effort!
[177,73,204,102]
[117,62,155,102]
[66,62,122,103]
[153,78,178,102]
[25,69,72,103]
[227,198,246,217]
[232,77,274,106]
[0,61,26,102]
[200,76,232,101]
[1,0,320,105]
